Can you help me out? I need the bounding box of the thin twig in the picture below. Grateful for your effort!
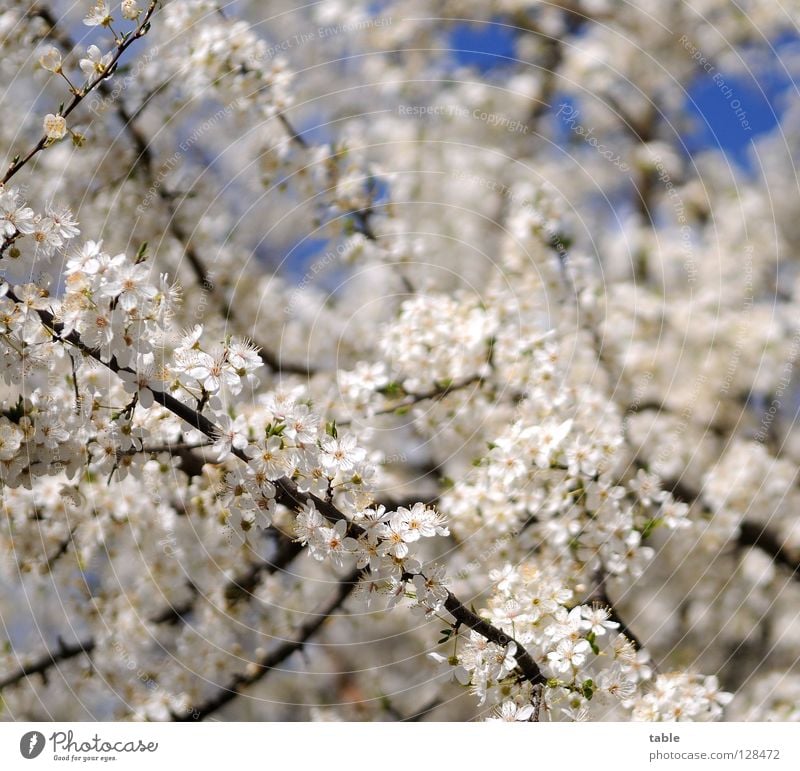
[174,566,361,720]
[338,375,484,427]
[3,533,305,688]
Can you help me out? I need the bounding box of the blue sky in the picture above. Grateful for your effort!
[449,19,798,170]
[288,18,798,278]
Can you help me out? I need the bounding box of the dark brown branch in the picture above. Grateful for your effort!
[118,441,211,456]
[379,376,484,414]
[116,441,212,478]
[223,536,302,604]
[41,526,77,573]
[174,566,361,721]
[151,531,302,624]
[668,478,800,590]
[402,695,444,721]
[277,113,308,150]
[444,593,545,686]
[383,693,443,721]
[660,473,800,584]
[513,12,564,124]
[147,584,198,626]
[624,398,728,439]
[738,521,800,580]
[0,637,96,691]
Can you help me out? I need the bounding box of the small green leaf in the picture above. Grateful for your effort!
[640,517,662,540]
[380,381,402,397]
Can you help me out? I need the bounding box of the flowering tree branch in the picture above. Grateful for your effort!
[443,593,545,686]
[660,476,800,584]
[3,1,159,185]
[28,4,314,378]
[3,284,550,701]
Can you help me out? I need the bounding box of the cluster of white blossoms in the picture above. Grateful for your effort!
[428,555,729,721]
[173,325,262,402]
[629,674,733,722]
[60,240,177,363]
[297,500,450,606]
[161,0,293,116]
[0,185,80,274]
[442,387,690,581]
[202,385,455,613]
[702,441,799,539]
[33,2,155,145]
[0,217,462,716]
[378,294,497,393]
